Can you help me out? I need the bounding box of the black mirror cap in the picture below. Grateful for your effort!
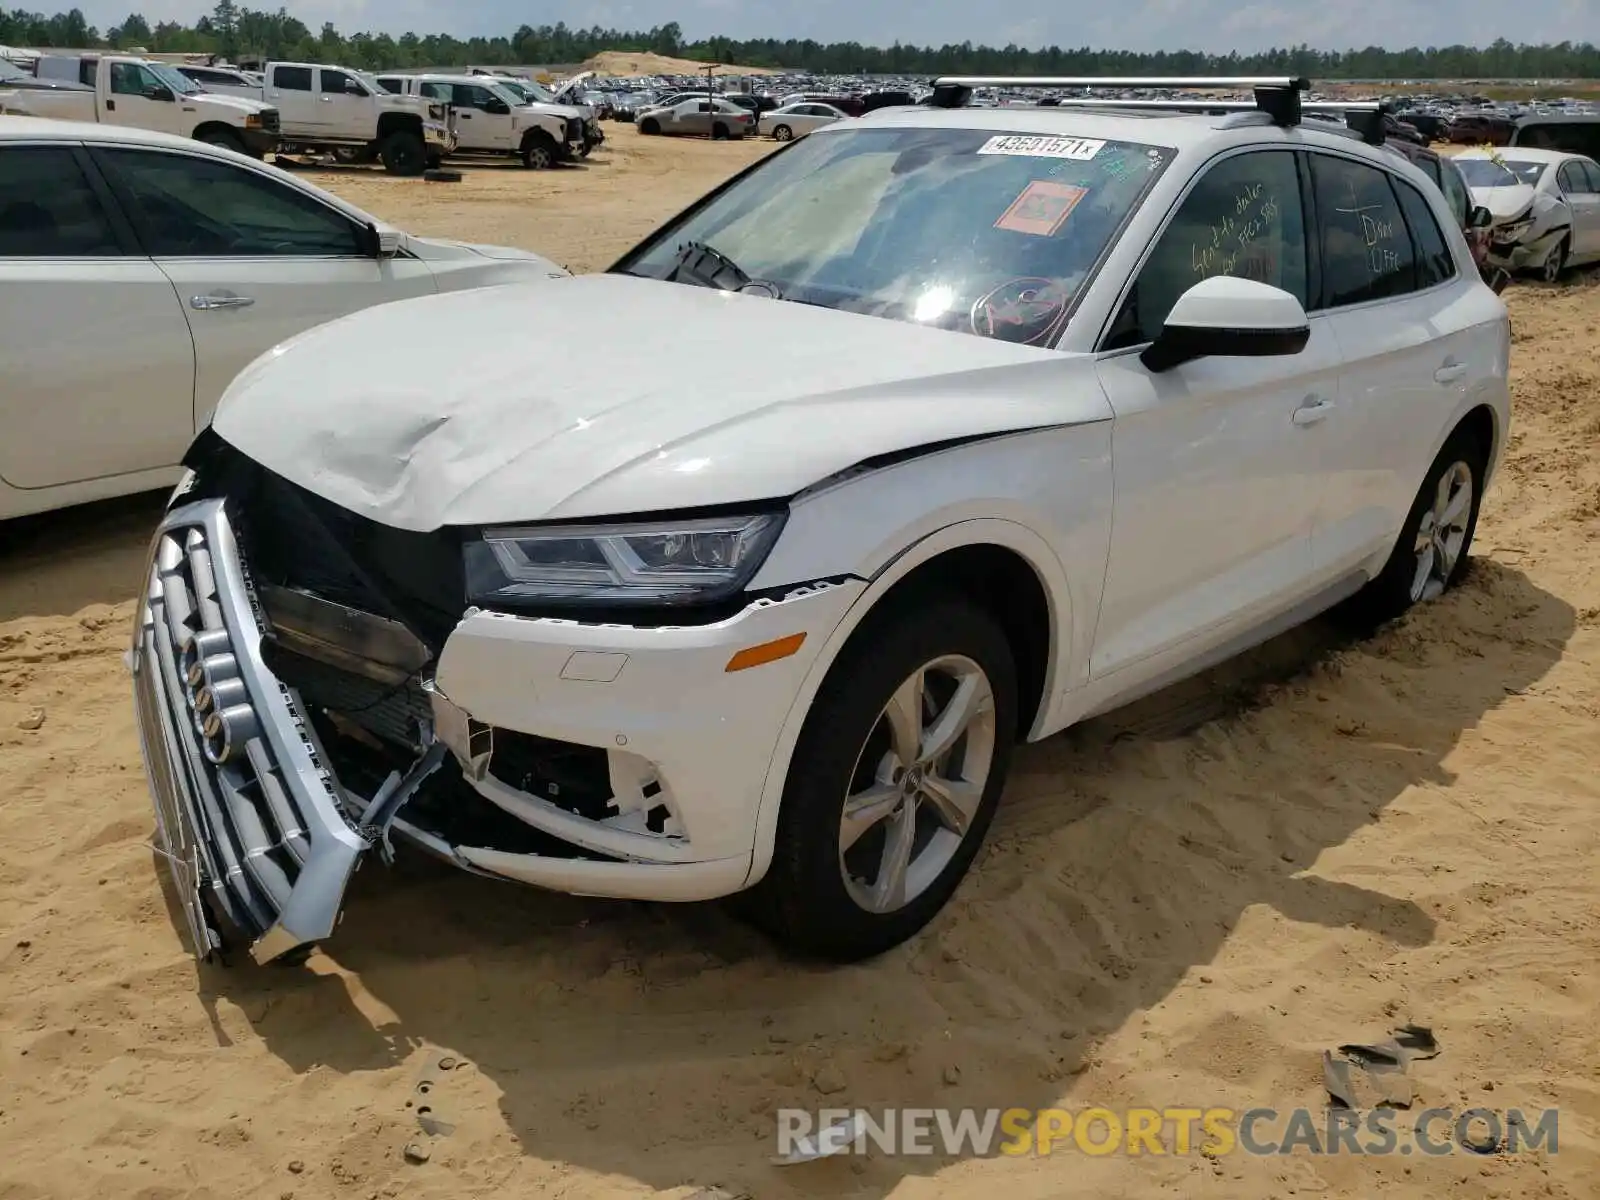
[1470,204,1495,229]
[146,85,174,101]
[1140,321,1311,373]
[357,221,382,258]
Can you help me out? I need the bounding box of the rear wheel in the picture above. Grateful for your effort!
[744,599,1017,962]
[379,130,426,176]
[711,122,729,140]
[1335,428,1486,628]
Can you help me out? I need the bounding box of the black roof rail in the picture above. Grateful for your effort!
[925,75,1388,130]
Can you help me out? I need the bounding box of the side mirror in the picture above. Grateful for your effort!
[145,85,175,102]
[359,222,402,258]
[484,98,509,114]
[1140,276,1311,373]
[1469,204,1495,229]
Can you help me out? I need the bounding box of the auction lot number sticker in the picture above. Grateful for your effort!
[977,134,1107,160]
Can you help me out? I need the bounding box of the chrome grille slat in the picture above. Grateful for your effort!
[131,498,368,964]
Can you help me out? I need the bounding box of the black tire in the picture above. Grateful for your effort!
[638,117,661,135]
[1333,427,1487,630]
[379,130,426,176]
[426,153,444,170]
[196,128,244,154]
[1540,235,1569,284]
[772,124,794,142]
[711,122,729,140]
[422,168,462,183]
[520,132,557,169]
[743,599,1018,962]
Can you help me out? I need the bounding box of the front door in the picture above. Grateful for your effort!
[315,68,373,142]
[1091,148,1334,681]
[452,83,515,151]
[88,144,437,429]
[0,143,194,491]
[102,60,182,135]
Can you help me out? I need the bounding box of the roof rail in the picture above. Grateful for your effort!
[927,74,1320,127]
[1041,96,1389,143]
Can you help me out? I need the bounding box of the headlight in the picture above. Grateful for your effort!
[464,512,785,608]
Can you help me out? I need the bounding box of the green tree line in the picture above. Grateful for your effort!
[3,4,1598,78]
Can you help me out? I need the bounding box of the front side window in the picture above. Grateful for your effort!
[452,84,497,110]
[1438,159,1472,228]
[95,148,363,257]
[614,126,1175,346]
[1310,153,1416,308]
[321,69,364,96]
[109,61,163,96]
[1105,150,1306,349]
[0,147,122,257]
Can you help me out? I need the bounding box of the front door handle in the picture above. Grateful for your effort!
[1434,361,1468,384]
[1291,396,1335,426]
[191,293,255,311]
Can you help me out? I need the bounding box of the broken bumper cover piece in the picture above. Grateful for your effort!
[131,498,367,964]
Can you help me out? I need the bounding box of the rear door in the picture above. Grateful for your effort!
[0,142,194,490]
[263,65,316,133]
[1308,150,1499,578]
[89,143,437,429]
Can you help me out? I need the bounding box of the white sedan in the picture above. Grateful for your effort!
[759,101,847,141]
[1454,146,1600,281]
[0,116,566,522]
[130,81,1509,968]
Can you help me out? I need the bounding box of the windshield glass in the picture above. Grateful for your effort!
[1457,158,1535,187]
[0,58,26,82]
[146,61,202,95]
[613,126,1175,345]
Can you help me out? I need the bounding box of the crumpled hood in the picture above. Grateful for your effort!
[211,274,1098,531]
[1472,183,1536,223]
[405,235,569,269]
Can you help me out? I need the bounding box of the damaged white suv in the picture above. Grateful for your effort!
[132,77,1510,966]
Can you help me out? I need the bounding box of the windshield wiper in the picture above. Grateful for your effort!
[666,240,752,291]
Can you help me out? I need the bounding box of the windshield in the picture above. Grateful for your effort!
[613,126,1175,346]
[1457,158,1539,187]
[146,61,202,95]
[354,70,385,94]
[0,59,25,82]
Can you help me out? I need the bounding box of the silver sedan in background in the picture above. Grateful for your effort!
[758,101,848,141]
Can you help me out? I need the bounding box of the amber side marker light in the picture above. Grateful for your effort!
[725,632,807,672]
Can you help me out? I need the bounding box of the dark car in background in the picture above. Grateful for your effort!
[1512,114,1600,159]
[1445,113,1516,145]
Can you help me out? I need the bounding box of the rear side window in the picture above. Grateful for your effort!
[273,66,312,91]
[1583,161,1600,192]
[0,147,122,257]
[1392,179,1456,289]
[1309,154,1416,308]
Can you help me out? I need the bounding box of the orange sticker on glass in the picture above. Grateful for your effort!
[994,180,1087,237]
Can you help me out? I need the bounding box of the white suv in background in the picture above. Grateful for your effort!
[376,72,584,168]
[129,78,1510,969]
[0,117,565,522]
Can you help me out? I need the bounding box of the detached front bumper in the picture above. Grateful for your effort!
[131,494,865,962]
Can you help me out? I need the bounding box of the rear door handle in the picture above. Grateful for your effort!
[191,293,255,310]
[1291,396,1335,426]
[1434,361,1468,384]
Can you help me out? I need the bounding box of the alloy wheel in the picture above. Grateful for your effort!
[1410,460,1474,602]
[838,655,996,914]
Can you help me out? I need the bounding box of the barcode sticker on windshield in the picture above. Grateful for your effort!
[977,135,1106,160]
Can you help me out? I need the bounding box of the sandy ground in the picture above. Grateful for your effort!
[2,129,1598,1200]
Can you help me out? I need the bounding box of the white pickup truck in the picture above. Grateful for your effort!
[0,54,279,156]
[375,72,582,169]
[259,62,455,175]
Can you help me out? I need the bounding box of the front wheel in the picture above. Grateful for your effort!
[745,599,1018,961]
[1335,428,1485,629]
[379,130,426,176]
[521,133,556,169]
[772,124,794,142]
[638,117,660,135]
[711,122,729,140]
[196,128,244,155]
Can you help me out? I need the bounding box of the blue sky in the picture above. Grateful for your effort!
[72,0,1599,56]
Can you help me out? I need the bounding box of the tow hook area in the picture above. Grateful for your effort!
[354,737,447,863]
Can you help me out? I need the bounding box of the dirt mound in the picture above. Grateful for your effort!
[578,50,776,77]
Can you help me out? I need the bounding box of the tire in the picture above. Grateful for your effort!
[422,168,462,183]
[711,122,729,140]
[426,153,443,170]
[744,599,1018,962]
[196,128,244,154]
[638,117,660,135]
[520,133,556,169]
[379,130,426,176]
[1540,234,1569,284]
[1334,427,1487,629]
[772,124,794,142]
